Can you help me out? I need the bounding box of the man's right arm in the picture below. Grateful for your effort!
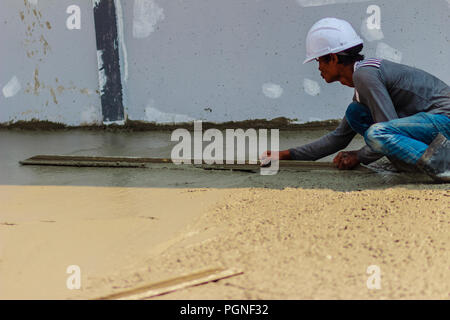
[288,116,357,161]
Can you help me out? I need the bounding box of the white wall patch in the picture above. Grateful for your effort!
[133,0,165,39]
[27,0,38,5]
[2,76,22,98]
[145,100,195,123]
[81,105,102,124]
[296,0,370,7]
[303,78,321,96]
[262,83,283,99]
[376,42,402,63]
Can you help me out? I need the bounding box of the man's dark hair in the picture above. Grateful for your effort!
[320,44,365,65]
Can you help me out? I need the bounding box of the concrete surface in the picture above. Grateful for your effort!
[0,128,373,189]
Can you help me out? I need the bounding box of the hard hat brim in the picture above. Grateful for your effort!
[303,57,316,64]
[303,39,363,64]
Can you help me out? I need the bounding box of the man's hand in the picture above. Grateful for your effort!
[259,150,291,167]
[333,151,360,170]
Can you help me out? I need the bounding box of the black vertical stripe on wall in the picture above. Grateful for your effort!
[93,0,124,123]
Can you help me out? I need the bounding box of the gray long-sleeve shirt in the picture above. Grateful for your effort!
[289,59,450,164]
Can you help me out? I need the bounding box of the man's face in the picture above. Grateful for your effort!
[316,54,340,83]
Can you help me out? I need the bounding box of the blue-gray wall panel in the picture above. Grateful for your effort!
[0,0,101,125]
[120,0,450,124]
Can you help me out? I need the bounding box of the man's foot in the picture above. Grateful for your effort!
[387,157,422,173]
[416,133,450,183]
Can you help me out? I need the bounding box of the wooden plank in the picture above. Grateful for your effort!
[19,159,146,168]
[19,155,373,172]
[20,155,172,163]
[96,268,243,300]
[199,161,371,171]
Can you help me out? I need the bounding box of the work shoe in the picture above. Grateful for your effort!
[416,133,450,183]
[387,156,422,173]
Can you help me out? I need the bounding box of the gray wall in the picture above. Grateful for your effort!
[1,0,449,126]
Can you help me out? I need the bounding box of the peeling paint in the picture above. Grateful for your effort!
[20,110,34,116]
[33,68,40,95]
[49,88,58,104]
[21,1,51,59]
[80,88,93,95]
[39,35,50,55]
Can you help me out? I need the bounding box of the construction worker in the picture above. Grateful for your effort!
[261,17,450,182]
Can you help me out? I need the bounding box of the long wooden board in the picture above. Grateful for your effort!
[19,155,373,172]
[96,268,243,300]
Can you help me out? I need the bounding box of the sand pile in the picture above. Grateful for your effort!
[86,186,449,300]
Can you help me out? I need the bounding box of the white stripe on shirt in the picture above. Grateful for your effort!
[354,58,382,71]
[354,59,382,102]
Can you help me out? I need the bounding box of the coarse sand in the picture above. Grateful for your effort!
[1,176,448,300]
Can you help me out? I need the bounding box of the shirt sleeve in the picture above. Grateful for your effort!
[288,116,355,161]
[353,67,398,122]
[288,114,384,164]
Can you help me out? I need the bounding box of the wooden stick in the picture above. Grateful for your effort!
[19,155,373,172]
[96,268,243,300]
[19,159,147,168]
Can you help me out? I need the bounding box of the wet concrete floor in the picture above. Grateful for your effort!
[0,128,370,190]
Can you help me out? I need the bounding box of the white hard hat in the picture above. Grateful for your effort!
[303,17,363,64]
